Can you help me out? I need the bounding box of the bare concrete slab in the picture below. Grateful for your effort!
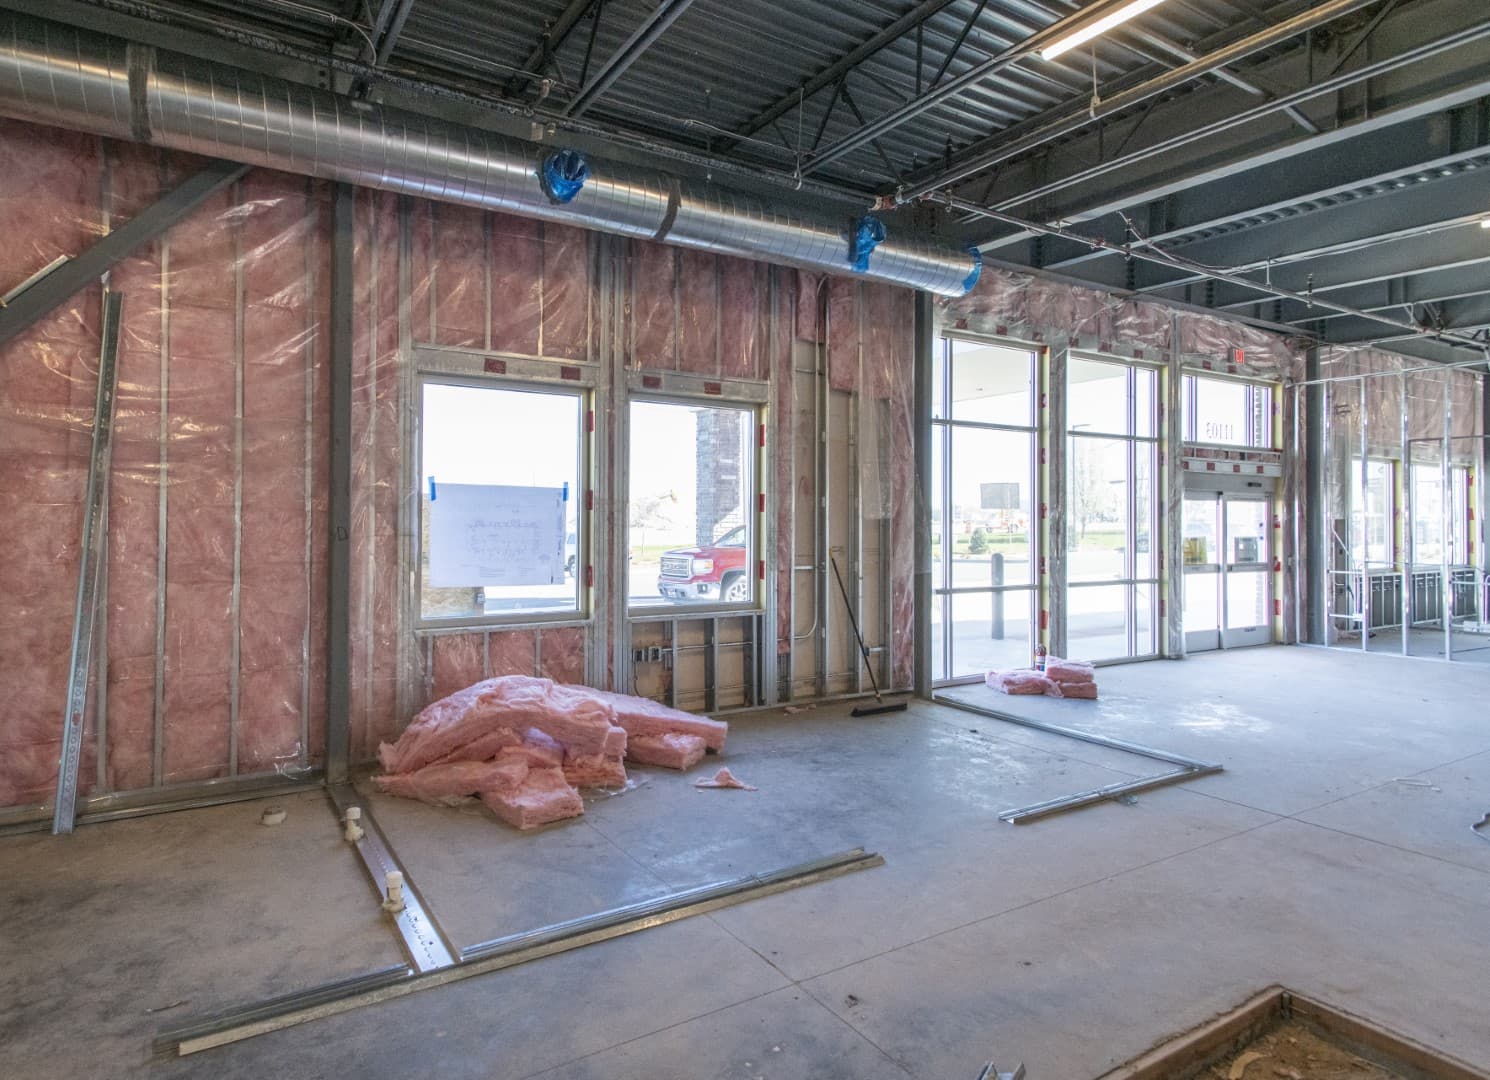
[4,644,1488,1080]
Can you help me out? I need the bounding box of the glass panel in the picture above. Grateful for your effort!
[1067,584,1129,662]
[932,425,947,591]
[1451,466,1471,565]
[420,382,581,620]
[1411,463,1444,566]
[1183,496,1218,567]
[1134,366,1157,438]
[1068,356,1129,435]
[1225,499,1268,567]
[950,339,1034,427]
[1068,436,1128,582]
[950,427,1035,587]
[1134,443,1157,580]
[1134,583,1157,656]
[948,589,1034,678]
[629,399,755,608]
[1349,460,1393,567]
[1193,376,1250,445]
[1183,568,1220,635]
[1225,570,1269,630]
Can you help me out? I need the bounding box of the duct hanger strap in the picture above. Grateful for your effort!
[540,149,589,204]
[653,177,682,242]
[126,43,154,145]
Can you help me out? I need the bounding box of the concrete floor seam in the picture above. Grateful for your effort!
[784,815,1285,987]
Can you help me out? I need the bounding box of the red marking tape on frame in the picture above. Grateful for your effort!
[484,358,507,375]
[561,366,581,381]
[703,381,722,395]
[642,374,662,390]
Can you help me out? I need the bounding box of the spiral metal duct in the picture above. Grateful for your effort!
[0,12,979,295]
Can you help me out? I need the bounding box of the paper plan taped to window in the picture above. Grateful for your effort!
[428,483,567,587]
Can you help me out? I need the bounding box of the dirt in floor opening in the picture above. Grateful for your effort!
[1207,1020,1399,1079]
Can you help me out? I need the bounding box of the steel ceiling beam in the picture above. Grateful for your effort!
[562,0,697,118]
[810,0,1378,181]
[505,0,598,97]
[960,9,1490,251]
[1035,103,1490,272]
[1214,232,1490,316]
[1115,167,1490,295]
[349,0,417,98]
[728,0,962,146]
[1307,293,1490,346]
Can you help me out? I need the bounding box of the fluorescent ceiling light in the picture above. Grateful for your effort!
[1041,0,1172,61]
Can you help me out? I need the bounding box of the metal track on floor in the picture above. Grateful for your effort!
[154,837,883,1057]
[932,695,1223,824]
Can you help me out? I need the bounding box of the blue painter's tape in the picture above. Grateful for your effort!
[960,247,983,295]
[541,149,589,204]
[849,215,886,273]
[428,477,436,502]
[562,481,569,502]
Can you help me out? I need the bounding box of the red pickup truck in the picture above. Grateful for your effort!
[656,525,750,603]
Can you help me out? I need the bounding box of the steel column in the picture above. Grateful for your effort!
[913,292,934,696]
[1305,348,1325,643]
[327,184,354,784]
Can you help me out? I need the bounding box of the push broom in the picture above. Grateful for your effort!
[829,553,908,717]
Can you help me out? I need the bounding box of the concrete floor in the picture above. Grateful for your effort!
[3,645,1488,1079]
[1337,626,1490,665]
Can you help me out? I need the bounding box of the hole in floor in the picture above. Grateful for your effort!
[1095,986,1489,1080]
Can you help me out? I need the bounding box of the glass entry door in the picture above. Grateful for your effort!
[1183,492,1273,652]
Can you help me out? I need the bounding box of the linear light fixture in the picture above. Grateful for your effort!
[1040,0,1173,60]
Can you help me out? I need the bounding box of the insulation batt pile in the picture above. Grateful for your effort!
[985,657,1097,700]
[375,675,727,829]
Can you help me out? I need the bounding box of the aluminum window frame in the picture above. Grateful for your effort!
[413,369,592,631]
[931,332,1041,686]
[1068,352,1163,663]
[1182,372,1278,450]
[625,391,765,617]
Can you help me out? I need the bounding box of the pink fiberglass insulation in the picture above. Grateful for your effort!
[481,766,584,829]
[0,119,336,807]
[1057,681,1098,700]
[588,689,727,751]
[501,729,565,769]
[539,626,586,685]
[632,240,677,369]
[694,766,755,790]
[986,670,1056,696]
[428,726,522,767]
[1045,658,1096,683]
[374,757,528,806]
[561,751,628,788]
[626,732,708,771]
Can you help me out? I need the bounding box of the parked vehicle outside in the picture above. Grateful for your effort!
[656,525,749,603]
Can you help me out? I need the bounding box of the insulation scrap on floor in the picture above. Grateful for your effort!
[694,766,756,791]
[985,657,1099,700]
[374,676,726,829]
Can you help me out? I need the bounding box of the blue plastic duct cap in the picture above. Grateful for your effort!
[960,246,983,295]
[849,215,887,273]
[541,149,589,204]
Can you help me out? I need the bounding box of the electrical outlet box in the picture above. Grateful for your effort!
[632,648,648,663]
[647,645,664,662]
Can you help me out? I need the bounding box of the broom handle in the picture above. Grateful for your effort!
[829,554,883,699]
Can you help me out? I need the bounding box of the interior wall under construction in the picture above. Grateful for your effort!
[0,115,915,817]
